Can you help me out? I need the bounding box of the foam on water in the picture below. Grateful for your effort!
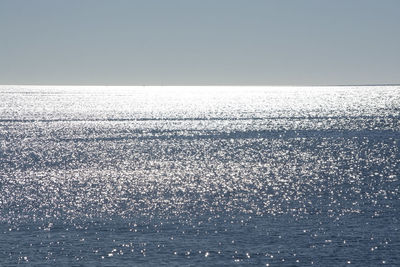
[0,86,399,265]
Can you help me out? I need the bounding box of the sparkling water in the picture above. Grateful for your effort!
[0,86,399,266]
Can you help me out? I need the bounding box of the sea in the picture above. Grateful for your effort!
[0,85,399,266]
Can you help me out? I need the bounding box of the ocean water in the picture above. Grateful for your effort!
[0,85,399,266]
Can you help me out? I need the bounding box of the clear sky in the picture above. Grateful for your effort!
[0,0,399,85]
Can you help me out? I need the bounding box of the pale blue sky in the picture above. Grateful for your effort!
[0,0,399,85]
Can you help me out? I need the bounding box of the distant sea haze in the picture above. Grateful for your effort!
[0,85,399,266]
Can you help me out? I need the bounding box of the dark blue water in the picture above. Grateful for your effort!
[1,86,399,266]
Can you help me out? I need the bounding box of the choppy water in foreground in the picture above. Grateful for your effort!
[0,86,399,266]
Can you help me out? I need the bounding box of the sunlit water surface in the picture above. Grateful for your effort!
[0,86,399,266]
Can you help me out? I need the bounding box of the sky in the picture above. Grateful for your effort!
[0,0,399,85]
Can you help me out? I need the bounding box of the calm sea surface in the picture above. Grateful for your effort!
[0,86,399,266]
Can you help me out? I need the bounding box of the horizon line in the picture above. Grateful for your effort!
[1,83,400,87]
